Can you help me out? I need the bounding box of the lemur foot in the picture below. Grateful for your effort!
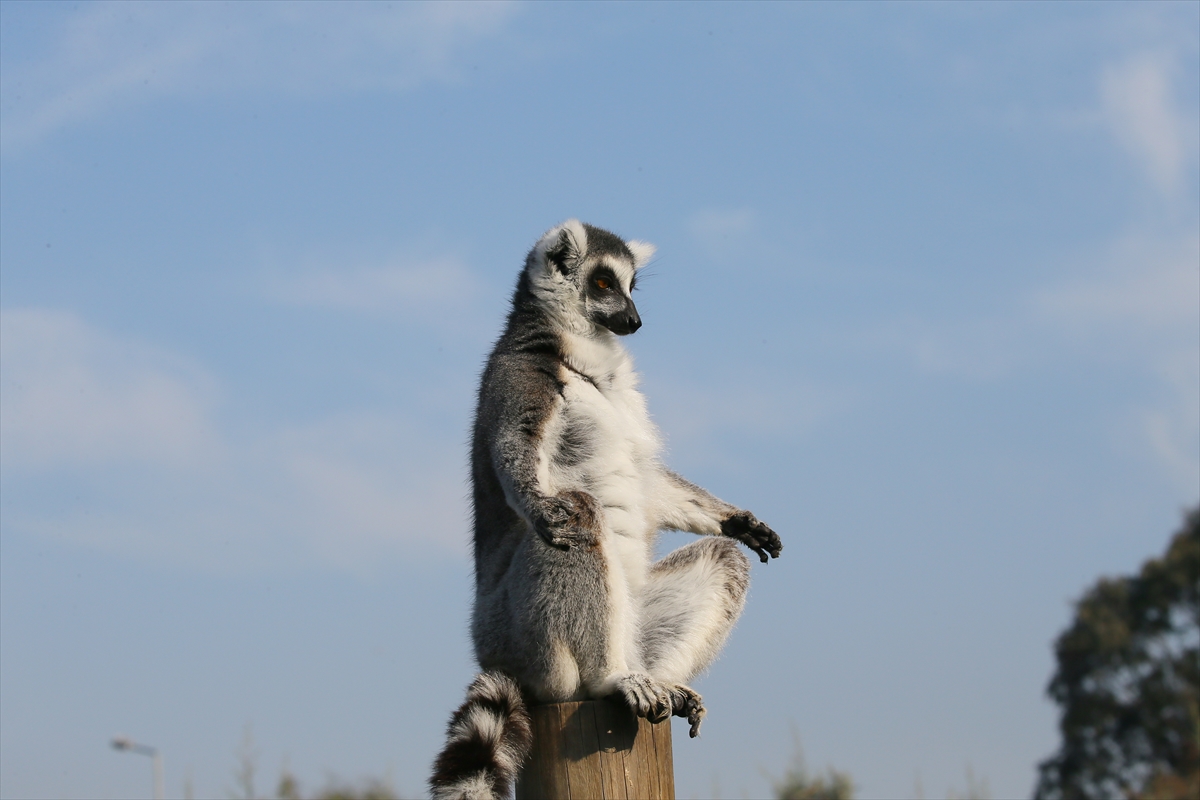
[611,673,672,723]
[721,510,782,563]
[669,684,707,738]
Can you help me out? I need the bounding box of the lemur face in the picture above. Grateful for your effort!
[527,220,656,338]
[583,260,641,335]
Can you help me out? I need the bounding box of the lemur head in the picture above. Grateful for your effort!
[524,220,655,337]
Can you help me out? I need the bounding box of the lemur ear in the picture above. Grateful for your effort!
[625,240,656,269]
[545,230,576,274]
[533,219,588,275]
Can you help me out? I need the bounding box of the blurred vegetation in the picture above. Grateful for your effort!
[219,725,402,800]
[944,766,991,800]
[275,769,399,800]
[770,739,855,800]
[1035,508,1199,800]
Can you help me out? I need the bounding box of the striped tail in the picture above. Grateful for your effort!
[430,671,533,800]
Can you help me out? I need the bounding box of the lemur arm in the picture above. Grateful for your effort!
[485,357,599,551]
[656,469,782,563]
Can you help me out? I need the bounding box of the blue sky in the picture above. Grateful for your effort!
[1,2,1197,799]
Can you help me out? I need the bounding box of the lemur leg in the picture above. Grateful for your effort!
[483,527,674,722]
[638,537,750,736]
[583,539,676,724]
[475,531,605,704]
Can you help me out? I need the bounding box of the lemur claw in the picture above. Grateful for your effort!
[720,511,782,562]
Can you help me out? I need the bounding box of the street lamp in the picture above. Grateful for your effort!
[111,735,164,800]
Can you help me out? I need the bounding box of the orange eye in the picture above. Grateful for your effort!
[594,277,610,290]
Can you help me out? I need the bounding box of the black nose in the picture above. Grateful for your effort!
[626,310,642,333]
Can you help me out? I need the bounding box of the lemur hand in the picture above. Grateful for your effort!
[721,510,782,563]
[534,490,601,550]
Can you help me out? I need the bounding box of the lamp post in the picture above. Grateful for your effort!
[111,735,164,800]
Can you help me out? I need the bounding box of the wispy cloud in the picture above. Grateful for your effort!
[1142,347,1200,495]
[268,256,482,317]
[648,373,848,474]
[883,228,1198,491]
[0,308,470,572]
[0,1,520,151]
[1036,231,1199,493]
[689,208,757,240]
[0,308,221,470]
[1100,54,1195,195]
[1034,233,1199,334]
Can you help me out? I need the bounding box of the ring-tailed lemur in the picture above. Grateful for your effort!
[429,221,782,800]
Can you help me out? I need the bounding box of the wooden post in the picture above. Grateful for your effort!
[515,699,675,800]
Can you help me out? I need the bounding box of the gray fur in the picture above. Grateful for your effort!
[431,220,782,799]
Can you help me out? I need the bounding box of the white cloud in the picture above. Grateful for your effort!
[0,1,521,151]
[0,308,470,572]
[1100,54,1194,195]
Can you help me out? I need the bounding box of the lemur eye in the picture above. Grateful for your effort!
[594,276,610,290]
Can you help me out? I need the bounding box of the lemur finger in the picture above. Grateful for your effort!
[535,525,570,550]
[751,525,782,559]
[736,534,769,562]
[756,539,780,560]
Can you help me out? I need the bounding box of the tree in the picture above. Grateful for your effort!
[1034,508,1199,800]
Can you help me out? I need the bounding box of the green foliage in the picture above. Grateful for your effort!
[1035,508,1200,800]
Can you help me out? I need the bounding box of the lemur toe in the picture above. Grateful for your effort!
[688,707,705,738]
[669,685,706,737]
[614,674,672,723]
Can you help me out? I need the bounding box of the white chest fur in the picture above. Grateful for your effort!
[538,336,662,588]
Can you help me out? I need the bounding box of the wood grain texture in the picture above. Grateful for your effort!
[515,699,675,800]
